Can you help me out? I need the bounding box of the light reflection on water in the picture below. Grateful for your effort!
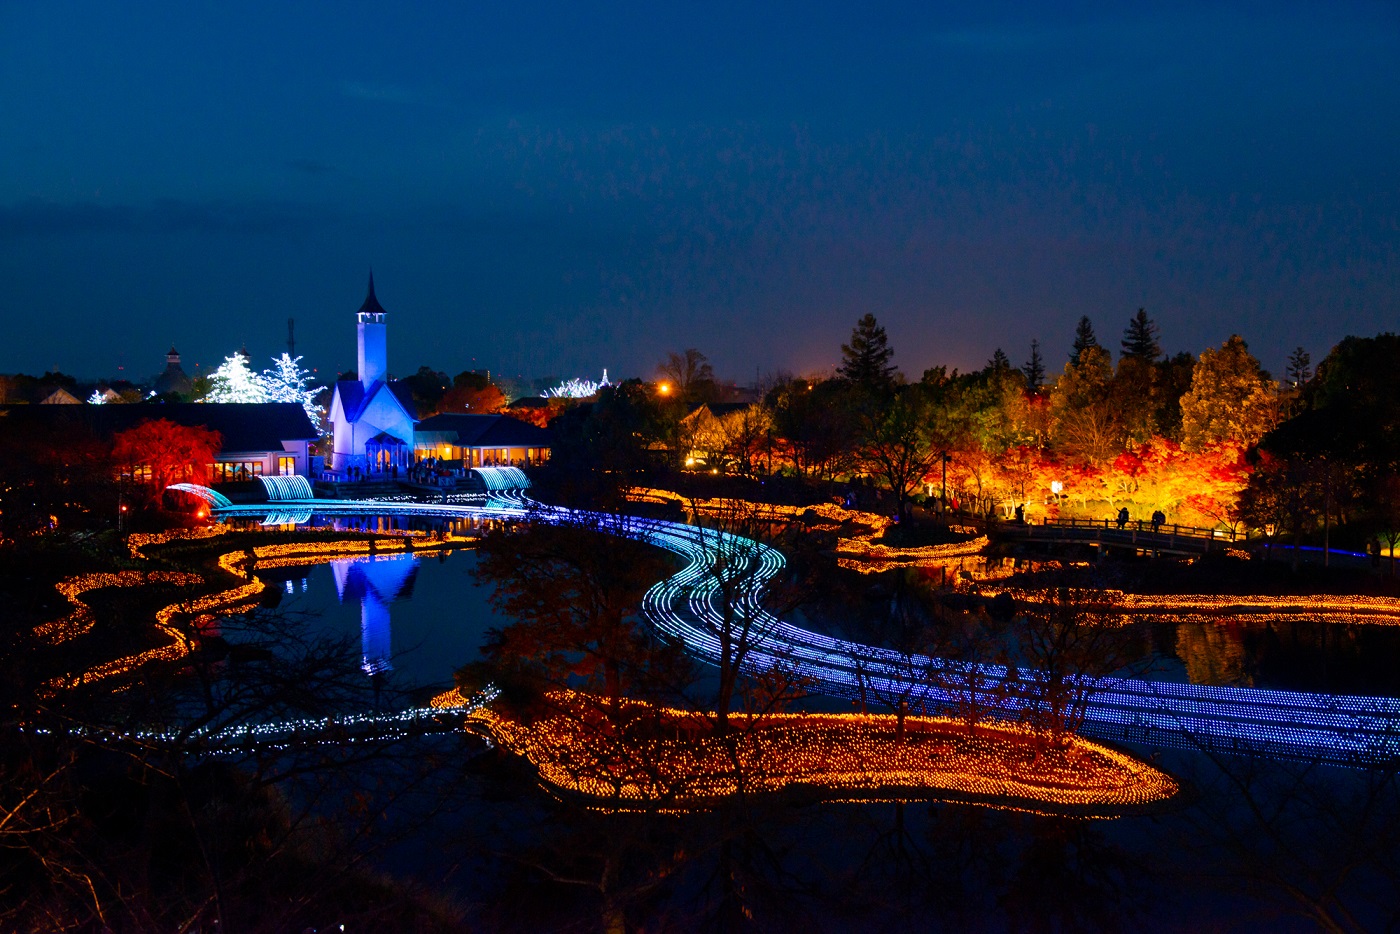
[256,549,505,692]
[807,556,1400,698]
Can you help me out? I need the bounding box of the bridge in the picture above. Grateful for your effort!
[993,517,1242,556]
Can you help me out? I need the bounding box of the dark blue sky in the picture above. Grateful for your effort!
[2,1,1397,385]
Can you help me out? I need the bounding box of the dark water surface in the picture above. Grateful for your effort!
[255,549,501,693]
[239,533,1397,930]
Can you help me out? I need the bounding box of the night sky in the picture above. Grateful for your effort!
[2,1,1397,386]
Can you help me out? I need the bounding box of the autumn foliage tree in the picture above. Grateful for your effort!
[1049,346,1122,464]
[111,419,222,504]
[438,370,506,415]
[1179,335,1280,451]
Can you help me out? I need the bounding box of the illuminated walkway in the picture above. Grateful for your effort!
[205,491,1400,766]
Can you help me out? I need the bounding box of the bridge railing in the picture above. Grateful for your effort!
[1010,516,1239,542]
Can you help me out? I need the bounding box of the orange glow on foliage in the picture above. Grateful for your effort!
[452,689,1178,816]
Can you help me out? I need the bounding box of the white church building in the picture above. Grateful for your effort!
[327,274,417,472]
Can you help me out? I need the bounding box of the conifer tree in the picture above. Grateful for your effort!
[839,314,897,391]
[987,348,1011,373]
[1121,308,1161,362]
[1286,346,1312,388]
[1070,316,1099,365]
[1022,339,1046,390]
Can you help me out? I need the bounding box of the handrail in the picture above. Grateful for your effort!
[1030,517,1237,541]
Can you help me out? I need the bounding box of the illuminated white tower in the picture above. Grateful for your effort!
[327,272,417,472]
[357,271,388,385]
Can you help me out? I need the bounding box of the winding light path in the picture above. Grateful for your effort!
[195,490,1400,766]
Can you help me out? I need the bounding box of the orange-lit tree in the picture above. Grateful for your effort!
[439,372,506,415]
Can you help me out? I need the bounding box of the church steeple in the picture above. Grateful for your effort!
[356,270,388,385]
[357,270,387,320]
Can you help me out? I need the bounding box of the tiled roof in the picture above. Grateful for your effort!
[0,402,319,453]
[414,413,553,448]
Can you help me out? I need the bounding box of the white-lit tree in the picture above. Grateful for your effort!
[203,353,270,403]
[262,353,326,433]
[86,389,108,405]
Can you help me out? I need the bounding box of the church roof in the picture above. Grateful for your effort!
[358,271,387,316]
[415,413,553,448]
[332,378,417,423]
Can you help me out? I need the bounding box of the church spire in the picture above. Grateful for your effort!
[357,269,387,318]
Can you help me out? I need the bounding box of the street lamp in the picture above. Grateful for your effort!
[117,472,131,532]
[940,453,951,511]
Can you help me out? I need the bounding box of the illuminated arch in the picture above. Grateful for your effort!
[165,483,233,509]
[259,475,314,501]
[470,466,531,492]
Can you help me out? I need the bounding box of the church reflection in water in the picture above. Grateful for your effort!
[330,554,421,676]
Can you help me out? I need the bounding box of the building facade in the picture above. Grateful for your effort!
[327,275,417,472]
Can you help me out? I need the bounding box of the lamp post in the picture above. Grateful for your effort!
[940,452,951,512]
[117,471,131,532]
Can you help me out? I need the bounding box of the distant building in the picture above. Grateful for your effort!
[414,413,552,467]
[326,274,417,472]
[0,402,320,481]
[153,346,194,397]
[40,387,82,404]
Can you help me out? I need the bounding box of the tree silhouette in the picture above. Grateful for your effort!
[1120,308,1161,363]
[1022,339,1046,391]
[440,371,506,415]
[1070,316,1099,365]
[470,511,684,714]
[657,348,716,404]
[839,314,897,392]
[1285,346,1312,389]
[856,389,942,518]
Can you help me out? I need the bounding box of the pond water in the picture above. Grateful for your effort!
[232,520,1398,928]
[254,549,501,694]
[797,557,1400,699]
[249,543,1400,703]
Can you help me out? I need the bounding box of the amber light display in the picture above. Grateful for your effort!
[627,487,986,571]
[973,583,1400,625]
[43,531,471,692]
[440,688,1177,816]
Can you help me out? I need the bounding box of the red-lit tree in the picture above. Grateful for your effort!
[111,419,222,503]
